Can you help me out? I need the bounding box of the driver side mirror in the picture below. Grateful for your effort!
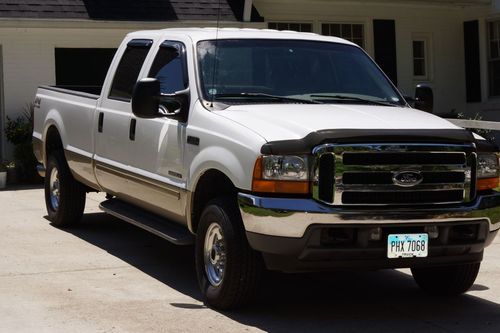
[414,84,434,113]
[132,78,160,118]
[131,79,190,123]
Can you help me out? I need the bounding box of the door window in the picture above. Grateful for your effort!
[149,41,188,94]
[109,39,153,101]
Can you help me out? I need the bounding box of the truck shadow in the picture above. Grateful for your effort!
[3,184,44,191]
[236,271,500,332]
[64,212,500,332]
[57,212,201,301]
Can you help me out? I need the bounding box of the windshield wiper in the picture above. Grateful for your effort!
[310,94,399,107]
[214,92,322,104]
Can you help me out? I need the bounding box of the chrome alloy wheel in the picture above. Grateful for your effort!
[49,167,60,211]
[204,222,226,287]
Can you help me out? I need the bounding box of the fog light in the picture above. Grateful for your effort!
[320,228,355,246]
[369,227,382,241]
[424,225,439,239]
[450,225,478,241]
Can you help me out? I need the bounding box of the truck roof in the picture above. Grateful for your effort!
[127,27,356,46]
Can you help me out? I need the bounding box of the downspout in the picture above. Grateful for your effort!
[243,0,253,22]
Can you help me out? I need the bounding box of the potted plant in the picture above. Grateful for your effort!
[5,161,16,185]
[0,162,7,189]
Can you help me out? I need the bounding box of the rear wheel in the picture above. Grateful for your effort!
[195,197,262,310]
[44,150,86,227]
[411,262,480,295]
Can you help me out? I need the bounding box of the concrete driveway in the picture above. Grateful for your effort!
[1,187,500,332]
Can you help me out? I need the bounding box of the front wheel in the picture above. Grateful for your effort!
[411,262,481,296]
[44,150,86,227]
[195,197,262,310]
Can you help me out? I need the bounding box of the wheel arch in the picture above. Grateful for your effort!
[41,109,67,165]
[44,125,64,165]
[188,168,239,234]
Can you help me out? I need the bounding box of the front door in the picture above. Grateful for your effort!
[125,40,190,221]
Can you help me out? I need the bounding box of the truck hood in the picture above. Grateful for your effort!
[214,104,461,142]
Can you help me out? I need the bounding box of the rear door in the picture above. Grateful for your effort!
[94,38,153,196]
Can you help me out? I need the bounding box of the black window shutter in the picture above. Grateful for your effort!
[373,19,398,86]
[464,20,482,103]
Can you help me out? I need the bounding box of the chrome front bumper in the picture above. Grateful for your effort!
[238,192,500,238]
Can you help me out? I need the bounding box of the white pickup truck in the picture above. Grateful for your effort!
[33,28,500,309]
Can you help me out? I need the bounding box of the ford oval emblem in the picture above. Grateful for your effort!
[392,171,423,187]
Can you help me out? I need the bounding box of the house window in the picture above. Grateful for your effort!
[413,40,427,77]
[268,22,312,32]
[488,21,500,96]
[55,48,116,94]
[321,23,364,48]
[411,33,433,81]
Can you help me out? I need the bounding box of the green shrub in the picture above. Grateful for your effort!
[4,103,40,183]
[457,112,496,143]
[4,116,32,145]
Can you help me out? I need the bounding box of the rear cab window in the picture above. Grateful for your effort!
[109,39,153,101]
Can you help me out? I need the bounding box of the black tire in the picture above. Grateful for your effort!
[195,197,262,310]
[44,150,86,227]
[411,262,481,296]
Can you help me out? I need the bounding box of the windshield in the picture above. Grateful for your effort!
[197,39,405,106]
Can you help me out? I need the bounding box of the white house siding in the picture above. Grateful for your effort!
[254,0,489,118]
[1,1,499,160]
[0,23,129,159]
[0,20,263,160]
[461,2,500,122]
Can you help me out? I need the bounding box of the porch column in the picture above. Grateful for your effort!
[243,0,253,22]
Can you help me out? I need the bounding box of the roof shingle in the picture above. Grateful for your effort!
[0,0,263,22]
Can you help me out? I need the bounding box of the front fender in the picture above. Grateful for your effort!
[188,145,257,192]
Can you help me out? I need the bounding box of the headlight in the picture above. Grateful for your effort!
[477,154,499,179]
[252,155,310,194]
[262,155,309,181]
[477,153,499,191]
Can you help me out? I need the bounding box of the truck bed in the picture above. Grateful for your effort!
[33,85,101,188]
[39,85,101,99]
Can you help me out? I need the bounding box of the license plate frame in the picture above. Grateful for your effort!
[387,233,428,259]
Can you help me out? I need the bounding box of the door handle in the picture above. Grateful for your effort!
[129,118,136,141]
[98,112,104,133]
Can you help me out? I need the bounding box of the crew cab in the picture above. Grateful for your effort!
[33,28,500,309]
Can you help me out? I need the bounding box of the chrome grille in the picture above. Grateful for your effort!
[313,143,476,206]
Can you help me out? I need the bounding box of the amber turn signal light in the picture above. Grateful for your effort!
[477,177,499,191]
[252,157,310,194]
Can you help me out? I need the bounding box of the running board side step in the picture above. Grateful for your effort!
[99,199,194,245]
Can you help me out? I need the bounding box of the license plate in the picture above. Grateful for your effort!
[387,233,428,258]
